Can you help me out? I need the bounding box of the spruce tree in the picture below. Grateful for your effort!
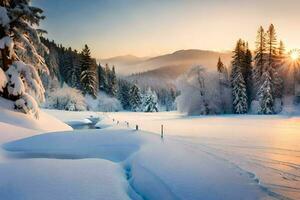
[244,47,253,103]
[253,26,267,96]
[142,88,159,112]
[79,45,97,98]
[0,0,47,117]
[217,57,230,113]
[104,64,111,94]
[258,70,274,114]
[107,66,117,96]
[117,79,131,110]
[129,83,142,112]
[266,24,283,100]
[98,64,108,92]
[231,40,248,114]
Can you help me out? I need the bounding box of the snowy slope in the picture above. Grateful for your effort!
[3,115,276,200]
[2,109,300,199]
[108,111,300,200]
[0,98,71,134]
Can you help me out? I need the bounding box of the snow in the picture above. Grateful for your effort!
[1,108,300,199]
[0,6,10,26]
[0,67,7,92]
[108,111,300,199]
[3,126,271,200]
[0,98,71,133]
[0,159,131,200]
[45,86,87,111]
[85,93,122,112]
[0,36,13,57]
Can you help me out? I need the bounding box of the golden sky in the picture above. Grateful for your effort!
[34,0,300,58]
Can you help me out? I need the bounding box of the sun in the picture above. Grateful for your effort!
[289,49,300,61]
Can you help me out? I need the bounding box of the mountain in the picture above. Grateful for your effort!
[100,49,232,76]
[99,55,149,74]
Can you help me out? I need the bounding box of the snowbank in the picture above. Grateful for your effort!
[0,98,71,135]
[86,93,122,112]
[4,125,272,200]
[0,159,131,200]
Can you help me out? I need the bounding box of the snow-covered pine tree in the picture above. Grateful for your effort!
[0,0,48,117]
[79,44,97,98]
[265,24,283,107]
[69,50,81,89]
[117,79,131,110]
[98,64,108,92]
[258,70,274,114]
[217,57,230,113]
[104,63,111,94]
[253,26,267,96]
[244,47,253,104]
[142,88,159,112]
[107,65,117,96]
[232,67,248,114]
[231,39,248,114]
[129,83,142,112]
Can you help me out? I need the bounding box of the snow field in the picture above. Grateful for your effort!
[3,113,273,200]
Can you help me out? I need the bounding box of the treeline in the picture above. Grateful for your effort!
[222,24,296,114]
[41,38,176,112]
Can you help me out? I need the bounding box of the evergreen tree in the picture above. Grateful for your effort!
[117,79,131,110]
[258,70,274,114]
[107,66,117,96]
[104,64,111,94]
[0,0,47,117]
[79,45,97,98]
[231,40,248,114]
[244,47,253,103]
[217,57,230,113]
[266,24,283,99]
[129,83,142,111]
[253,26,267,95]
[142,88,159,112]
[98,64,108,92]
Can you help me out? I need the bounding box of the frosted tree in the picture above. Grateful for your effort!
[258,70,274,114]
[231,67,248,114]
[217,57,231,113]
[243,47,253,103]
[80,44,97,98]
[253,26,266,96]
[142,88,159,112]
[98,64,108,92]
[266,24,283,99]
[129,83,142,111]
[117,79,131,110]
[231,40,248,114]
[0,0,48,117]
[176,65,224,115]
[107,65,117,96]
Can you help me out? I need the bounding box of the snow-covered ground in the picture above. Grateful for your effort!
[1,108,300,199]
[108,112,300,200]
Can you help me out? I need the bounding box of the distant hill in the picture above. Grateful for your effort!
[100,49,232,77]
[99,55,149,74]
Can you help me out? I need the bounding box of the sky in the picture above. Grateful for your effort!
[33,0,300,59]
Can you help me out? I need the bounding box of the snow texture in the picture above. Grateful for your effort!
[0,67,7,92]
[0,6,10,27]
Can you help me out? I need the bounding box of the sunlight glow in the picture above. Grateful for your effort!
[290,49,300,61]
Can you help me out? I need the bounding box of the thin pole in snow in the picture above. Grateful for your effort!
[161,124,164,139]
[136,125,139,131]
